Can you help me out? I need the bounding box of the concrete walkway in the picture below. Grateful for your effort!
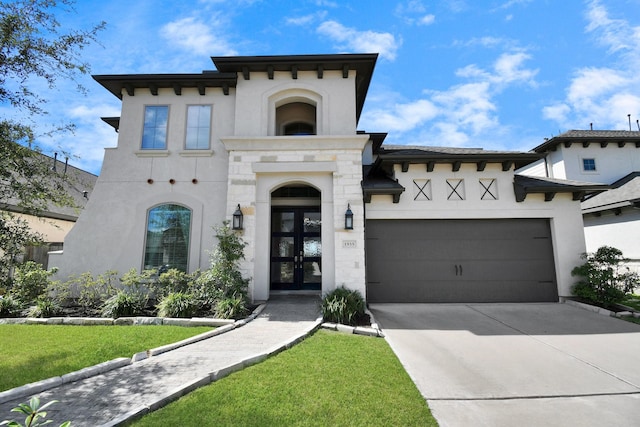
[0,295,322,427]
[370,303,640,427]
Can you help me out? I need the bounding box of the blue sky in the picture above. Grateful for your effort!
[21,0,640,175]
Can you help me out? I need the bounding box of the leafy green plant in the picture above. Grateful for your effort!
[10,262,57,305]
[321,286,365,326]
[572,246,640,308]
[153,269,194,300]
[0,295,23,318]
[101,291,147,318]
[25,298,62,318]
[0,397,70,427]
[157,292,197,318]
[193,222,249,318]
[76,271,118,312]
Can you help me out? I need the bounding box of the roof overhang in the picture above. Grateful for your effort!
[211,53,378,122]
[533,130,640,153]
[92,72,238,99]
[513,175,609,202]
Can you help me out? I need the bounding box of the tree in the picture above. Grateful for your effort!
[0,0,104,285]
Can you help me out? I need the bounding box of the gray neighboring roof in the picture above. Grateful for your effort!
[513,175,609,202]
[581,172,640,213]
[533,130,640,153]
[1,152,97,221]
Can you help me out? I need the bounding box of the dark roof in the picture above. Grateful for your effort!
[361,174,405,203]
[93,72,238,99]
[1,152,97,221]
[513,175,608,202]
[371,145,543,173]
[533,130,640,153]
[581,172,640,213]
[211,54,378,122]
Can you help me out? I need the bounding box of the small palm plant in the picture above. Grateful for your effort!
[0,397,70,427]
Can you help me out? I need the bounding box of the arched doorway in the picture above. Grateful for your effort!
[270,185,322,291]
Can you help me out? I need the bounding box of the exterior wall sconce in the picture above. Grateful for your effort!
[345,204,354,230]
[232,204,244,230]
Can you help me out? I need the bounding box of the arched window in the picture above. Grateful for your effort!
[276,102,316,135]
[144,204,191,272]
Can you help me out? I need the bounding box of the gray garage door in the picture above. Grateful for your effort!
[366,219,558,303]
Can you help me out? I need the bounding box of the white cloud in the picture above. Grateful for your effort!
[542,1,640,130]
[317,21,401,61]
[419,14,436,26]
[161,16,238,56]
[361,50,537,144]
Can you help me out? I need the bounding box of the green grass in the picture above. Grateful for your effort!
[622,294,640,311]
[129,330,436,427]
[0,325,212,391]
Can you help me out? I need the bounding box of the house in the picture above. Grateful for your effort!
[520,130,640,273]
[1,152,96,268]
[49,54,605,303]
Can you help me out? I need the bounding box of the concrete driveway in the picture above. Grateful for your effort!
[369,303,640,427]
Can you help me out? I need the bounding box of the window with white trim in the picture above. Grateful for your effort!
[141,106,169,149]
[144,204,191,272]
[185,105,212,149]
[582,158,596,172]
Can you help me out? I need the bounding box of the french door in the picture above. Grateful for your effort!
[270,207,321,291]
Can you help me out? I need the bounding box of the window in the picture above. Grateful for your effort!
[186,105,212,149]
[142,106,169,149]
[583,158,596,172]
[144,204,191,272]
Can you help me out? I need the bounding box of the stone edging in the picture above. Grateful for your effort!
[0,304,267,405]
[561,298,640,319]
[319,308,385,337]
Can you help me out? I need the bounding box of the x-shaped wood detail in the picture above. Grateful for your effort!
[447,179,464,200]
[413,180,431,201]
[480,179,497,200]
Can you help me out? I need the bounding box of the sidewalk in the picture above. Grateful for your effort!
[0,295,322,427]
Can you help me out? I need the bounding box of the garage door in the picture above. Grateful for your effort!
[366,219,558,303]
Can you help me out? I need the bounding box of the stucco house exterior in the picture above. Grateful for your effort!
[49,54,605,303]
[520,130,640,272]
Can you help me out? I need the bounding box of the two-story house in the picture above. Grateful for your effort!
[522,130,640,272]
[49,54,605,303]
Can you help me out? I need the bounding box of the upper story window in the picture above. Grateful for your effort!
[142,105,169,149]
[276,102,316,136]
[186,105,212,149]
[583,158,597,172]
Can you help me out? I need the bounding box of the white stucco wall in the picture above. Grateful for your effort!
[584,209,640,273]
[364,163,588,298]
[50,87,235,280]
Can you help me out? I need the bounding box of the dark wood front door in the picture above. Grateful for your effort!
[270,207,322,291]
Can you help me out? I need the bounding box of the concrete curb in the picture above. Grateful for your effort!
[319,309,385,337]
[106,316,323,427]
[0,304,267,406]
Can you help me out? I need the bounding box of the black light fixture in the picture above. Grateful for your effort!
[232,204,244,230]
[345,204,354,230]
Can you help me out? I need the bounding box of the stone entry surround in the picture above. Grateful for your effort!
[222,135,368,302]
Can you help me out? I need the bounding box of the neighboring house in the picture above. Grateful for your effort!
[521,130,640,272]
[1,152,97,268]
[49,54,604,303]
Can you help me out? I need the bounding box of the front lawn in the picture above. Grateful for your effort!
[129,330,436,427]
[0,324,212,391]
[622,294,640,311]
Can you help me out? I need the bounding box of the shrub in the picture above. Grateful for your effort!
[193,222,249,318]
[321,286,365,326]
[25,298,62,318]
[65,270,118,313]
[0,295,23,318]
[153,269,194,300]
[157,292,197,318]
[1,397,70,427]
[101,291,147,318]
[572,246,639,307]
[10,261,57,305]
